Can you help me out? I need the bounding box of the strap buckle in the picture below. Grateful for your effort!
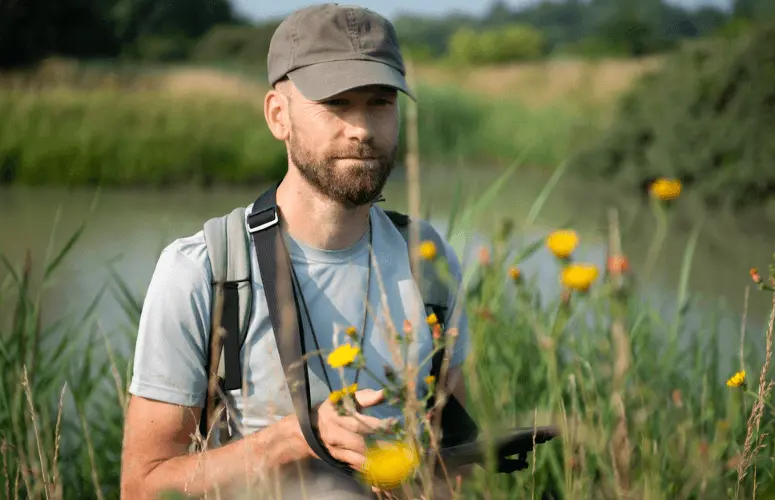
[247,205,279,234]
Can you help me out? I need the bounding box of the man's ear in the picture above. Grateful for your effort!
[264,88,290,141]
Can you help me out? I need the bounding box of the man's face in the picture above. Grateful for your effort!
[284,84,400,208]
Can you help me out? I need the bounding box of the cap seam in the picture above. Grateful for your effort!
[346,8,359,52]
[289,12,301,75]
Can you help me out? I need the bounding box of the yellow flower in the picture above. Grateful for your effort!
[546,230,579,259]
[424,375,436,386]
[560,264,599,291]
[419,241,437,260]
[649,178,682,201]
[726,370,746,388]
[345,326,358,339]
[426,313,438,326]
[362,441,420,490]
[508,266,521,280]
[327,344,361,369]
[329,383,358,404]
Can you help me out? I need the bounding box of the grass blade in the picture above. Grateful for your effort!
[43,223,85,282]
[109,268,142,325]
[524,159,569,228]
[673,219,703,338]
[676,220,702,315]
[0,254,19,285]
[451,157,524,249]
[445,178,463,241]
[78,282,109,325]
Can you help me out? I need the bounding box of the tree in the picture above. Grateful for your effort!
[568,23,775,212]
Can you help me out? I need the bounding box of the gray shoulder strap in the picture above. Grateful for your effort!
[392,215,451,312]
[202,207,253,382]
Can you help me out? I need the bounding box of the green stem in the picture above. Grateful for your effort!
[644,198,668,281]
[744,389,775,415]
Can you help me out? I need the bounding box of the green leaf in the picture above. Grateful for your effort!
[445,177,463,241]
[0,252,19,285]
[43,223,86,282]
[524,159,568,228]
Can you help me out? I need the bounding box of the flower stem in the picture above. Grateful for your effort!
[644,197,668,281]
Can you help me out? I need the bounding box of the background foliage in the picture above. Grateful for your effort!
[568,22,775,213]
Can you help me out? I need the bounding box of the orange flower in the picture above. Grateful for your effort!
[607,255,630,274]
[508,266,521,281]
[750,268,763,284]
[672,389,683,408]
[478,246,491,265]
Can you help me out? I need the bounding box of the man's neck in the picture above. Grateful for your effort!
[275,173,372,251]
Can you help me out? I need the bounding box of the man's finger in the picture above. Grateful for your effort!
[354,389,385,409]
[330,447,366,471]
[326,430,369,455]
[338,413,391,435]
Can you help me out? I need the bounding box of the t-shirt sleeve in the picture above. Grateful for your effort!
[128,237,212,408]
[441,238,471,369]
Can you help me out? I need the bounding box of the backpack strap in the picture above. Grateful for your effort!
[383,209,480,449]
[200,207,253,445]
[246,183,356,481]
[384,210,450,323]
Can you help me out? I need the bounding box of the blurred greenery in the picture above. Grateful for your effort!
[0,78,595,187]
[0,88,287,187]
[3,0,775,69]
[568,21,775,214]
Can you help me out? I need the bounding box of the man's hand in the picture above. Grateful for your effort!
[314,388,391,471]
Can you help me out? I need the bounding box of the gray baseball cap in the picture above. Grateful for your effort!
[267,3,416,102]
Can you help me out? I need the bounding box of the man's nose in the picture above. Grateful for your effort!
[342,110,374,143]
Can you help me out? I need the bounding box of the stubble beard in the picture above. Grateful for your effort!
[288,123,397,209]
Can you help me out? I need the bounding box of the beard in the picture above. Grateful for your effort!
[288,124,397,208]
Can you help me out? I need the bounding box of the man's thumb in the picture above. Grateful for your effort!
[354,389,385,409]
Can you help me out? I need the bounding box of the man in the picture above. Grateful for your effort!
[120,4,472,499]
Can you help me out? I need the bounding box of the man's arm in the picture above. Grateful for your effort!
[121,240,313,498]
[121,396,311,499]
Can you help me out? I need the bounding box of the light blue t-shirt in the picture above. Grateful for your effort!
[128,203,470,498]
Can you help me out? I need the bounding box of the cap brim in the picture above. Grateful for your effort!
[287,59,416,102]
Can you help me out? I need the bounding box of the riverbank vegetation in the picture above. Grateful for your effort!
[0,60,593,188]
[568,22,775,214]
[3,16,775,215]
[1,166,774,499]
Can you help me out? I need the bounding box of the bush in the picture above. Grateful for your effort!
[567,23,775,212]
[397,82,589,169]
[448,24,545,65]
[191,22,280,67]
